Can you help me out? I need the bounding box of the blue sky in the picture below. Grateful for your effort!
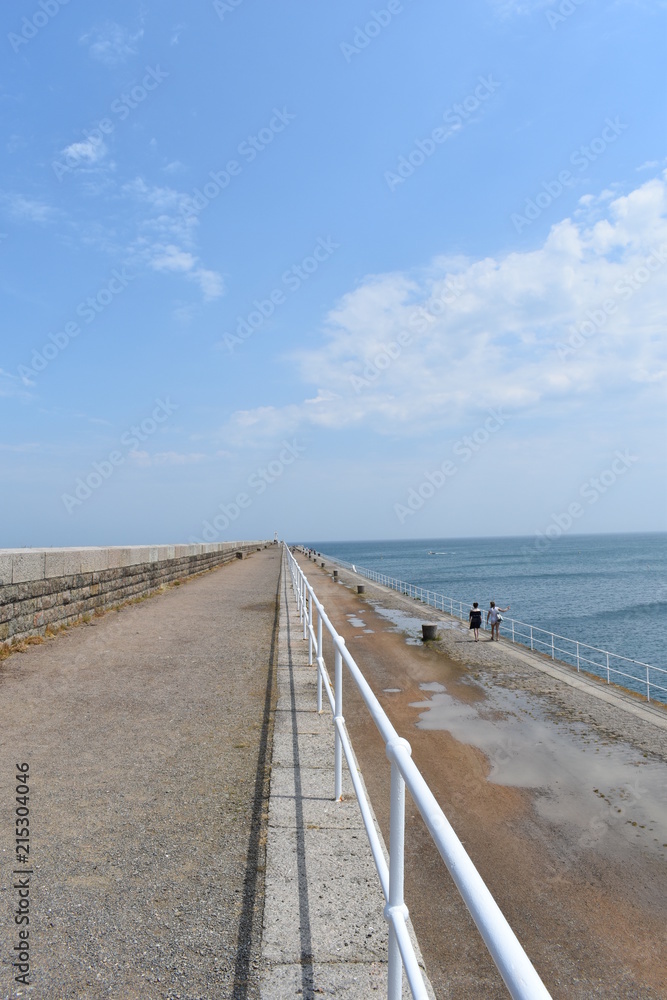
[1,0,666,546]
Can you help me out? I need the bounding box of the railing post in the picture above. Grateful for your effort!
[646,665,650,702]
[386,739,411,1000]
[334,639,345,801]
[511,620,515,643]
[303,587,308,640]
[551,634,555,660]
[606,651,610,684]
[576,641,580,672]
[530,625,534,651]
[317,608,323,713]
[308,594,313,664]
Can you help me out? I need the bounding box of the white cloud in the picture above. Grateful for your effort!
[122,179,225,301]
[638,160,660,172]
[0,367,33,400]
[61,138,108,169]
[192,268,225,300]
[222,170,667,444]
[128,450,208,466]
[153,451,207,465]
[489,0,552,16]
[150,245,197,273]
[80,21,144,66]
[0,441,40,452]
[0,193,56,224]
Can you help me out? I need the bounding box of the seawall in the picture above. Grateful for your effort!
[0,541,269,647]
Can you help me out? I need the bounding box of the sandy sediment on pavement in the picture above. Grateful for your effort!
[297,553,667,1000]
[324,558,667,762]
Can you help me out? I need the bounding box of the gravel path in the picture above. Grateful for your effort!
[0,547,281,1000]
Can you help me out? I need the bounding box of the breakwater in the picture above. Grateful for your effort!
[0,541,268,648]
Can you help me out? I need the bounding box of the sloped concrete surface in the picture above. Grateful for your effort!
[260,564,435,998]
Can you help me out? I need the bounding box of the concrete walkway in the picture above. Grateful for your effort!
[0,547,282,1000]
[260,558,434,998]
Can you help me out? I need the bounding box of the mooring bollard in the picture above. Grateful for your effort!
[321,561,325,568]
[421,624,437,641]
[235,551,243,560]
[357,585,365,595]
[333,570,338,580]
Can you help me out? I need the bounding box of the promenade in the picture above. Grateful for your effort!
[1,545,665,999]
[0,547,421,1000]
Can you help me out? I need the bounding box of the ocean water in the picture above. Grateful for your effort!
[303,533,667,701]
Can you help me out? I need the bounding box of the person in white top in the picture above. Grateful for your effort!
[486,600,510,641]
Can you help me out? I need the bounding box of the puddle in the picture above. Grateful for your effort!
[363,629,375,634]
[384,688,402,693]
[368,603,464,645]
[346,615,366,628]
[410,682,667,857]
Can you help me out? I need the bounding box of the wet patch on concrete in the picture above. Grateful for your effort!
[367,602,465,645]
[410,681,667,860]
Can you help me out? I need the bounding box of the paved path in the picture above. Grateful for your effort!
[296,554,667,1000]
[260,554,434,998]
[0,547,281,999]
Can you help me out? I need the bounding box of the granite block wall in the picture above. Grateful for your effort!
[0,541,268,646]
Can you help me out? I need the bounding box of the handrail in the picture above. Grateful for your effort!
[284,544,552,1000]
[309,551,666,704]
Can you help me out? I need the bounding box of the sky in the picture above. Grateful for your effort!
[1,0,666,547]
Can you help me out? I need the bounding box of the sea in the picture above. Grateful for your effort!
[302,533,667,703]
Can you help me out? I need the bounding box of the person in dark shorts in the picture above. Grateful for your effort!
[469,602,482,641]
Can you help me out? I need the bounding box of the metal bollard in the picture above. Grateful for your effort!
[357,585,365,594]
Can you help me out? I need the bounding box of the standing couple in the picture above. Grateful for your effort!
[468,601,510,641]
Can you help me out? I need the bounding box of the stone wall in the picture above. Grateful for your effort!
[0,541,268,647]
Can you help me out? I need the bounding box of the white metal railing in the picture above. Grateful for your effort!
[306,551,667,705]
[285,545,552,1000]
